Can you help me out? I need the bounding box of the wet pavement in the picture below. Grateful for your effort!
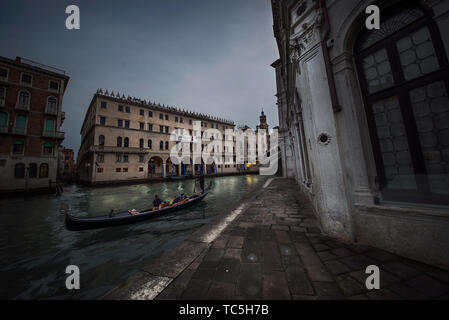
[147,178,449,300]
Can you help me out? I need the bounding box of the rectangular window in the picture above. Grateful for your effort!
[97,154,104,163]
[140,122,144,130]
[118,105,124,112]
[100,116,106,125]
[159,113,163,119]
[116,168,121,172]
[97,168,103,173]
[116,154,122,162]
[149,111,153,117]
[165,126,169,134]
[140,109,144,116]
[148,124,153,131]
[124,120,130,128]
[49,81,59,91]
[139,167,144,172]
[175,116,178,122]
[125,106,130,113]
[0,68,8,79]
[118,119,123,127]
[123,154,129,163]
[21,73,32,85]
[165,115,169,121]
[0,87,5,106]
[189,119,192,125]
[13,141,24,154]
[180,117,184,123]
[101,101,107,109]
[139,155,144,163]
[160,125,163,133]
[123,168,128,172]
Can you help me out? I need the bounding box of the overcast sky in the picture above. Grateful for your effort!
[1,0,279,155]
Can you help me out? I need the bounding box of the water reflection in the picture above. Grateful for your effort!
[0,174,267,299]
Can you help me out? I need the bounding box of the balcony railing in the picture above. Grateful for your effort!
[45,105,58,115]
[0,126,8,134]
[15,103,30,111]
[42,130,64,139]
[12,126,27,135]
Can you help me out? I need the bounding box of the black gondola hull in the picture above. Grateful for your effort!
[65,185,211,231]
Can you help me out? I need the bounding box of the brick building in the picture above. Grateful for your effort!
[0,56,69,193]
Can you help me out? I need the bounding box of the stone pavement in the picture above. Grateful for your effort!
[155,178,449,300]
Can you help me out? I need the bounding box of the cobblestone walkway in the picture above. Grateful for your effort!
[155,178,449,300]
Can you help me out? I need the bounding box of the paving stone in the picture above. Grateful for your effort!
[367,289,401,300]
[348,294,370,300]
[228,236,244,249]
[242,240,263,263]
[388,283,428,300]
[331,247,355,258]
[212,239,228,249]
[285,266,314,295]
[237,263,262,298]
[382,261,421,280]
[313,243,331,252]
[324,260,351,275]
[340,254,377,271]
[214,258,241,284]
[282,255,304,268]
[336,274,368,297]
[290,231,308,243]
[262,271,291,300]
[224,248,242,261]
[272,225,290,231]
[426,269,449,285]
[349,244,371,253]
[274,230,292,244]
[325,240,345,249]
[295,242,333,282]
[279,243,297,256]
[406,275,449,298]
[313,282,344,300]
[207,282,236,300]
[246,227,262,241]
[365,249,397,262]
[290,226,307,233]
[181,278,211,300]
[317,251,338,261]
[192,267,216,281]
[348,269,400,288]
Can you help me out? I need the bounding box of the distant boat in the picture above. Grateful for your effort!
[65,183,212,231]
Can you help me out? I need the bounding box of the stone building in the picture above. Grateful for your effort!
[62,147,76,182]
[271,0,449,268]
[0,56,69,193]
[77,90,241,184]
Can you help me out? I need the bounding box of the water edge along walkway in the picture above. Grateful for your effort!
[102,178,449,300]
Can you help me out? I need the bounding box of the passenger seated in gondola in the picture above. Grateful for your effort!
[173,194,182,205]
[153,195,166,210]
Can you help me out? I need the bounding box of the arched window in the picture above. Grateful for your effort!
[117,136,122,147]
[0,111,8,132]
[46,96,57,113]
[148,139,152,149]
[14,163,25,178]
[139,138,144,148]
[29,163,37,178]
[355,4,449,205]
[39,163,49,178]
[165,141,169,150]
[160,141,163,150]
[99,135,105,146]
[17,91,30,109]
[124,137,129,148]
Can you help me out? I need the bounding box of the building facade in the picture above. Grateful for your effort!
[272,0,449,268]
[0,56,69,193]
[77,90,247,184]
[62,147,76,182]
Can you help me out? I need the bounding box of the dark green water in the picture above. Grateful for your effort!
[0,174,267,299]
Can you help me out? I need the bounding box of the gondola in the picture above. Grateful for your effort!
[65,183,212,231]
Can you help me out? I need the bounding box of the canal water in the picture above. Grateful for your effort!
[0,174,268,299]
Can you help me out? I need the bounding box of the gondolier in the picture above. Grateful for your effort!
[196,171,205,193]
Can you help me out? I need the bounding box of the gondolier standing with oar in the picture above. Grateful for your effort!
[196,171,205,194]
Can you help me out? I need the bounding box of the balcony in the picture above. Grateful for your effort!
[42,130,65,139]
[12,126,27,135]
[15,103,30,111]
[45,105,58,115]
[0,126,8,134]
